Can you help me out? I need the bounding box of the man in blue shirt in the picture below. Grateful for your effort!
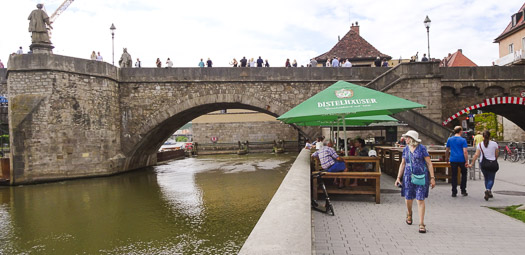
[446,126,469,197]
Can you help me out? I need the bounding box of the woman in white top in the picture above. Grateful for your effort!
[469,130,499,201]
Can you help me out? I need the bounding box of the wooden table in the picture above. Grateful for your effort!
[312,156,381,204]
[376,147,461,183]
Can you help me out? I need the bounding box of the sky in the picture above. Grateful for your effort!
[1,0,523,67]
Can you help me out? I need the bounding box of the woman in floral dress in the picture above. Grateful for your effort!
[394,130,436,233]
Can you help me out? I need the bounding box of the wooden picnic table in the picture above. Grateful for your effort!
[375,146,460,183]
[312,156,381,204]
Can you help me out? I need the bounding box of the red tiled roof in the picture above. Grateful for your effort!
[494,2,525,42]
[315,27,391,62]
[440,50,477,67]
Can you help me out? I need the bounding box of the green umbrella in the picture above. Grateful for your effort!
[278,80,425,155]
[277,80,424,124]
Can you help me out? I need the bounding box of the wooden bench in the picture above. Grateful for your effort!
[312,156,381,204]
[432,161,462,183]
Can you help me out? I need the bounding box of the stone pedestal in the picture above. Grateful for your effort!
[29,43,54,54]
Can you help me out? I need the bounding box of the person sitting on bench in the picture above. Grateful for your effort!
[312,140,348,188]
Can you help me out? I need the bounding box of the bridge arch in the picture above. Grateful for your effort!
[122,93,315,167]
[442,97,525,130]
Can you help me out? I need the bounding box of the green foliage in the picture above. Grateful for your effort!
[175,136,188,142]
[490,205,525,223]
[474,113,503,140]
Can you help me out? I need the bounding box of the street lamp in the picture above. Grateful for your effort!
[423,15,431,60]
[110,23,116,65]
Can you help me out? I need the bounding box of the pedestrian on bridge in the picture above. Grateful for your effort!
[257,56,264,67]
[166,58,173,68]
[240,57,247,67]
[198,58,205,67]
[230,58,238,67]
[446,126,469,197]
[265,59,270,67]
[206,58,213,67]
[156,58,162,68]
[0,60,4,69]
[96,52,103,61]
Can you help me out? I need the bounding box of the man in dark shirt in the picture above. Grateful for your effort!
[374,56,381,67]
[256,56,264,67]
[240,57,247,67]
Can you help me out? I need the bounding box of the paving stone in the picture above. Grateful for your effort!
[313,160,525,255]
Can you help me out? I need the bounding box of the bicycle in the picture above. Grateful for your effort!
[311,172,335,216]
[503,142,518,162]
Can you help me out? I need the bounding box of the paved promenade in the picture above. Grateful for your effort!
[313,160,525,255]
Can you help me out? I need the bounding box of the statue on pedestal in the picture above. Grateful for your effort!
[119,48,132,68]
[28,4,54,53]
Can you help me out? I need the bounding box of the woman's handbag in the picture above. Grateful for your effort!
[411,173,426,186]
[480,144,499,172]
[408,147,426,186]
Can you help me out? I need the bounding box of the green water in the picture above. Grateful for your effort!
[0,153,297,254]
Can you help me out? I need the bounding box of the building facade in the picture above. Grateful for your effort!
[494,2,525,66]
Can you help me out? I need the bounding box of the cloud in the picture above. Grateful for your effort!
[1,0,523,66]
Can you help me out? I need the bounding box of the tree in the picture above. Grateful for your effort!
[474,113,503,140]
[176,136,188,142]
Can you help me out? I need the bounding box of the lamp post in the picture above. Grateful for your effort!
[110,23,116,65]
[423,16,431,60]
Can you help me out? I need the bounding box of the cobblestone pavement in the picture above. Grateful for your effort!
[313,160,525,255]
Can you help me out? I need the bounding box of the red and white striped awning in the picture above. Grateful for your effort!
[442,97,525,126]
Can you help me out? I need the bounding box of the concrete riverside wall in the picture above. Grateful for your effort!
[192,121,298,144]
[239,149,311,255]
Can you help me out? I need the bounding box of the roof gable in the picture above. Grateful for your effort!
[494,2,525,42]
[440,50,477,67]
[315,26,391,61]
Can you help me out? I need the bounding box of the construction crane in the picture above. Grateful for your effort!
[49,0,75,24]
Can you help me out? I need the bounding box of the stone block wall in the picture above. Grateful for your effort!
[0,69,6,95]
[7,54,125,184]
[193,121,298,144]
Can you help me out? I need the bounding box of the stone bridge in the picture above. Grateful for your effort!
[3,54,525,184]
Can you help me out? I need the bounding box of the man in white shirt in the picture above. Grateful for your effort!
[343,59,352,67]
[166,58,173,68]
[96,52,103,61]
[16,47,23,54]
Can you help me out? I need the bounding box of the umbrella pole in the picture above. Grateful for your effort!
[336,121,340,150]
[342,115,348,156]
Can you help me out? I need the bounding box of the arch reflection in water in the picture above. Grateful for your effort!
[0,153,296,254]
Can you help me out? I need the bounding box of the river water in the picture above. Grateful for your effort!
[0,153,297,254]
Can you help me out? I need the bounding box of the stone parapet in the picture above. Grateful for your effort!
[119,66,388,84]
[7,54,118,81]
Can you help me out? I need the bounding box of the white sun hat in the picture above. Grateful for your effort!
[402,130,421,143]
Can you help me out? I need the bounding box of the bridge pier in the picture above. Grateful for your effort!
[6,54,146,184]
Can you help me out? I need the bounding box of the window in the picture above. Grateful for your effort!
[522,37,525,51]
[509,43,514,54]
[512,14,517,26]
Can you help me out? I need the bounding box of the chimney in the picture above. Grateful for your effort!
[458,49,462,53]
[338,35,340,41]
[351,21,360,35]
